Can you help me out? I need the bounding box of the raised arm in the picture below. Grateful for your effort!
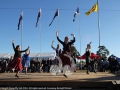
[20,46,30,53]
[89,50,91,57]
[69,34,75,45]
[56,31,64,44]
[12,40,15,51]
[28,49,30,55]
[51,40,56,51]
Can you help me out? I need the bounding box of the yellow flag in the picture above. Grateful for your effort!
[85,2,98,16]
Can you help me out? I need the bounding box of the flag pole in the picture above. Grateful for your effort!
[78,3,82,72]
[58,7,59,44]
[39,16,42,59]
[21,11,23,51]
[97,0,100,48]
[58,7,59,31]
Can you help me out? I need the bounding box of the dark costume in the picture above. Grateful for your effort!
[57,36,75,66]
[86,49,91,66]
[8,43,28,71]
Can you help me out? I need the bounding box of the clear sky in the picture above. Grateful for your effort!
[0,0,120,57]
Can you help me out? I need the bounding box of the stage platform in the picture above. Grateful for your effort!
[0,72,120,90]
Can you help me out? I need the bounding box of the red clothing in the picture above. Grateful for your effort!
[57,36,75,67]
[8,57,23,71]
[60,51,71,66]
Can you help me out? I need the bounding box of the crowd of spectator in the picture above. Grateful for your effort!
[0,57,59,73]
[78,56,120,75]
[0,55,120,75]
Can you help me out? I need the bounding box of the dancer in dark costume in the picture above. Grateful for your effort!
[6,40,29,78]
[56,31,75,77]
[85,42,96,74]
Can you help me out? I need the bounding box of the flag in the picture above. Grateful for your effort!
[18,11,23,30]
[36,8,42,27]
[49,8,59,26]
[85,2,98,16]
[73,7,79,22]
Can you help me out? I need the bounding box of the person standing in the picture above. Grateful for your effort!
[56,31,75,78]
[40,58,46,73]
[23,50,30,74]
[47,58,52,73]
[6,40,29,78]
[85,42,92,74]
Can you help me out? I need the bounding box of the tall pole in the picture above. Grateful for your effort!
[58,7,59,44]
[40,18,41,58]
[58,7,59,30]
[78,3,82,72]
[97,0,100,47]
[21,11,23,50]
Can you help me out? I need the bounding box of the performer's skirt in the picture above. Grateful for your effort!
[8,57,23,71]
[60,51,71,67]
[24,60,30,68]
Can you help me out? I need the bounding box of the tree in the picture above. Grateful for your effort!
[96,46,110,57]
[71,45,80,58]
[70,40,80,58]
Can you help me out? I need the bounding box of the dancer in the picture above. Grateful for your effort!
[56,31,75,77]
[51,41,62,56]
[6,40,29,78]
[85,42,96,74]
[51,40,62,75]
[23,50,30,74]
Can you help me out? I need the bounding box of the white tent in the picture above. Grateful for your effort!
[0,52,56,60]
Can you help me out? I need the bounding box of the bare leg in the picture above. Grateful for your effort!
[25,67,28,74]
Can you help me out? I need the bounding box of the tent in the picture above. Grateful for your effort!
[0,52,56,60]
[77,53,99,60]
[109,54,120,62]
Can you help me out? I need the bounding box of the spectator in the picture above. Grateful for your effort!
[111,56,119,73]
[98,56,103,72]
[2,58,7,73]
[108,56,113,72]
[47,58,52,73]
[31,64,36,73]
[94,57,98,72]
[40,58,46,73]
[36,63,40,72]
[103,58,109,72]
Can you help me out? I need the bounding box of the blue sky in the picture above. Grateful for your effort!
[0,0,120,57]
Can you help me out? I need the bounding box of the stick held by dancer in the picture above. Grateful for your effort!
[56,31,75,78]
[6,40,30,78]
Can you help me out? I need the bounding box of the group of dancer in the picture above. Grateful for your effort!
[51,31,75,77]
[6,30,95,78]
